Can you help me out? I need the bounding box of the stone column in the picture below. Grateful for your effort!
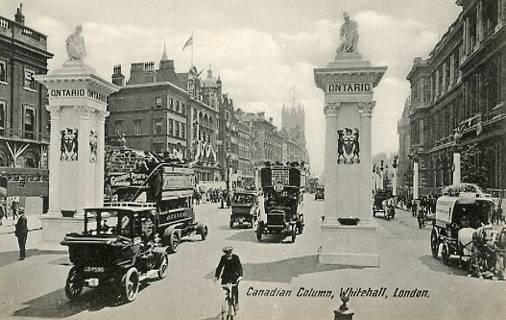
[477,1,484,44]
[413,159,419,200]
[323,102,340,219]
[452,145,462,185]
[359,102,374,222]
[47,106,61,216]
[76,106,94,215]
[449,55,455,86]
[498,0,505,30]
[95,111,108,206]
[463,17,469,57]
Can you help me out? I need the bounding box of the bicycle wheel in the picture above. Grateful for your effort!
[227,298,235,320]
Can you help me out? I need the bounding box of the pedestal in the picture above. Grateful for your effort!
[34,60,119,250]
[413,161,419,200]
[452,152,461,185]
[314,52,387,267]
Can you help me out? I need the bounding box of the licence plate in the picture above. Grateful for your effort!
[88,278,99,287]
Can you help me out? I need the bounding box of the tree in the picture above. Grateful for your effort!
[460,143,489,187]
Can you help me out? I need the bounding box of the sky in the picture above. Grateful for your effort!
[0,0,462,175]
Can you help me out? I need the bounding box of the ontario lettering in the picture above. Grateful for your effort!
[49,88,107,102]
[328,83,371,93]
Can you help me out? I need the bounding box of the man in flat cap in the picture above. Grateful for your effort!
[215,246,243,310]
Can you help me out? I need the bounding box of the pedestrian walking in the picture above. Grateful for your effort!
[15,208,28,260]
[0,199,5,226]
[11,199,19,220]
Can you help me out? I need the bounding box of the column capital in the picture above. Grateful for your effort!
[323,102,341,116]
[47,105,62,118]
[97,110,110,122]
[359,102,375,116]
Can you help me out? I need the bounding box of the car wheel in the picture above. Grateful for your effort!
[123,267,139,302]
[430,228,439,258]
[65,266,84,300]
[157,253,169,279]
[229,220,234,229]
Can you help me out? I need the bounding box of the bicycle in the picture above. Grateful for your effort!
[218,277,241,320]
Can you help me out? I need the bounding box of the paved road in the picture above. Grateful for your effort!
[0,199,505,320]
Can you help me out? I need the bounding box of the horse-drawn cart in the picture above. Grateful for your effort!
[430,184,497,276]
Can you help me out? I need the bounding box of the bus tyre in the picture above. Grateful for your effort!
[165,229,180,254]
[430,228,439,258]
[441,243,450,266]
[197,223,208,241]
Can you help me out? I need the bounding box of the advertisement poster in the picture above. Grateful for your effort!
[0,1,505,320]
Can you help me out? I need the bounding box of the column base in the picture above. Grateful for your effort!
[39,215,84,251]
[318,220,379,267]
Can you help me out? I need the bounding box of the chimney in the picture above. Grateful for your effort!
[112,64,125,86]
[269,117,273,123]
[15,3,25,25]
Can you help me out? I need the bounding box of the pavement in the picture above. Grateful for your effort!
[0,200,505,320]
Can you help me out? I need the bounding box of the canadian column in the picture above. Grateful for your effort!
[413,158,419,200]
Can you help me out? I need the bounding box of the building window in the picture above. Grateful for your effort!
[114,120,123,134]
[154,119,163,135]
[0,60,7,84]
[23,105,35,139]
[0,101,5,135]
[169,119,174,136]
[182,103,186,115]
[176,100,180,113]
[181,123,186,139]
[133,120,142,135]
[169,97,174,109]
[23,68,36,91]
[155,97,162,108]
[175,121,180,138]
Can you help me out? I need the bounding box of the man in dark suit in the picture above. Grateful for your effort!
[215,246,243,310]
[15,208,28,260]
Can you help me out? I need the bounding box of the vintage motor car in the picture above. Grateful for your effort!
[430,183,496,268]
[230,190,259,228]
[61,205,169,302]
[314,187,325,200]
[256,163,305,243]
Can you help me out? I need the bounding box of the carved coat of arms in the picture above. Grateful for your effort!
[89,129,98,163]
[60,128,78,161]
[337,128,360,164]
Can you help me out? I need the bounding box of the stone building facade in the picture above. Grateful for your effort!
[403,0,506,194]
[0,5,53,211]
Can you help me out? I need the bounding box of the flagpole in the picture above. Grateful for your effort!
[191,31,194,67]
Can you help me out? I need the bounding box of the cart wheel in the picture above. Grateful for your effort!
[123,267,139,302]
[256,222,264,242]
[441,244,450,266]
[166,229,180,253]
[291,226,296,243]
[373,211,376,217]
[430,229,439,258]
[65,266,84,300]
[157,253,169,279]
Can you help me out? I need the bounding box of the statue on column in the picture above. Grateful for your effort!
[65,25,86,61]
[337,12,359,53]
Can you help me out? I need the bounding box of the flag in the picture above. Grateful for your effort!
[182,35,193,51]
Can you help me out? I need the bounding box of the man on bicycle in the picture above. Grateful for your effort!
[215,246,243,310]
